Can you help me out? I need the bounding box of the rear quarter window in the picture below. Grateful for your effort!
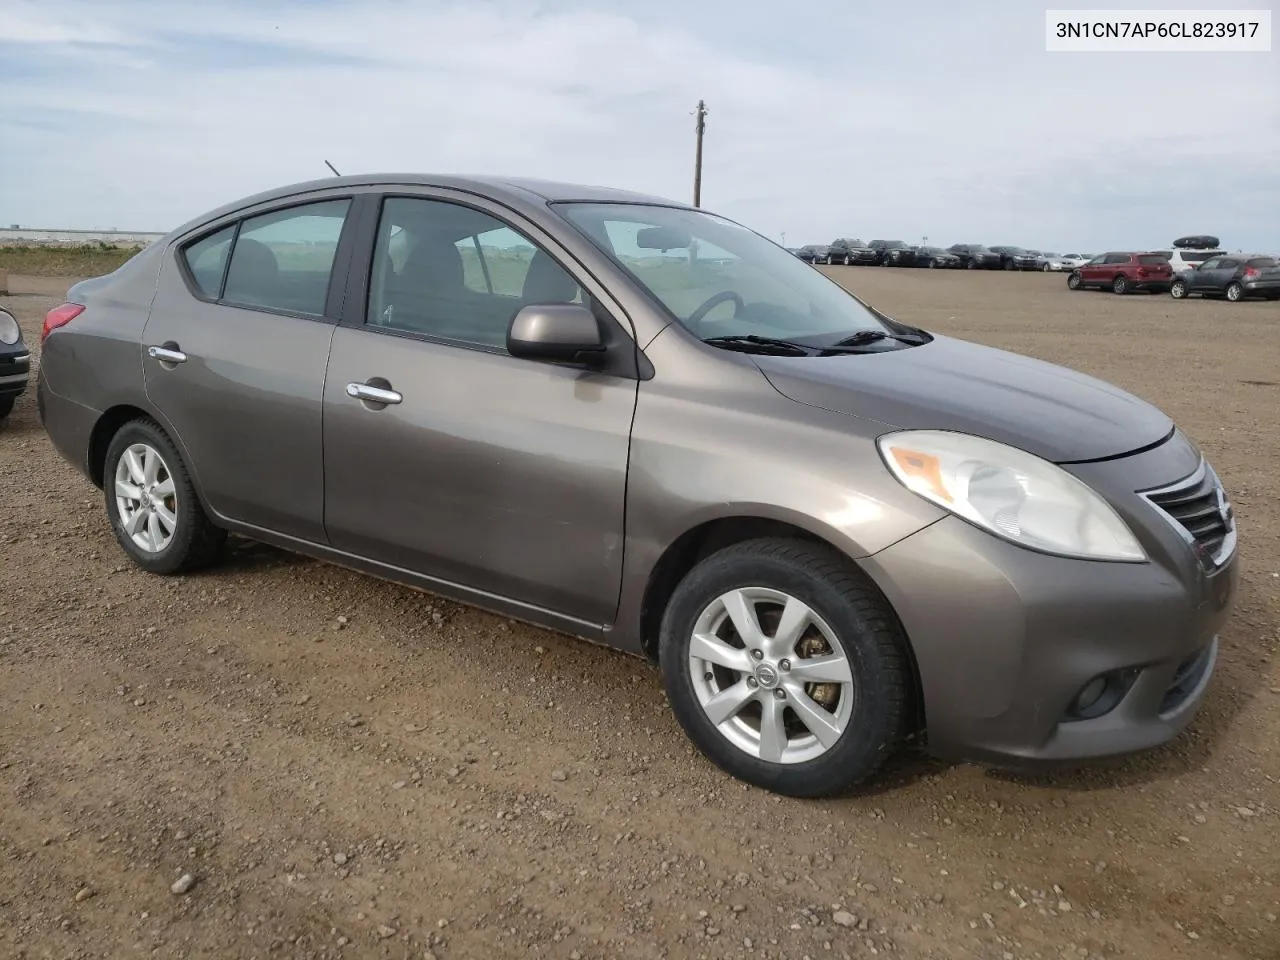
[1247,257,1276,268]
[1183,250,1224,262]
[182,225,236,298]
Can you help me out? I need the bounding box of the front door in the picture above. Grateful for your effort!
[321,194,638,625]
[141,194,356,541]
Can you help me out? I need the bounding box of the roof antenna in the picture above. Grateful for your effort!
[323,160,341,177]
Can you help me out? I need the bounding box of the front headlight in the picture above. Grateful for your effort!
[0,309,20,346]
[877,430,1146,562]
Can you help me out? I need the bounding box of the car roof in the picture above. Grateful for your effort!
[169,173,688,239]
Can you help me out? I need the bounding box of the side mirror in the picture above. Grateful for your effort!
[507,304,606,365]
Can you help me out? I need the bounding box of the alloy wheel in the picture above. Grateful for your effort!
[686,587,854,765]
[1226,282,1243,302]
[1171,280,1186,299]
[114,442,178,553]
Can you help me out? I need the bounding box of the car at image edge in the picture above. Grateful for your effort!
[1170,254,1280,301]
[36,173,1239,798]
[0,307,31,421]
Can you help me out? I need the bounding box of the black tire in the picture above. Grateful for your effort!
[0,394,14,421]
[1004,260,1014,271]
[1170,279,1187,299]
[1112,275,1128,295]
[1067,271,1082,290]
[103,417,226,575]
[966,260,975,270]
[843,255,851,266]
[659,538,910,798]
[1041,263,1051,272]
[1226,282,1243,302]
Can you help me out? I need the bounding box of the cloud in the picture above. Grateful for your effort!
[0,0,1275,251]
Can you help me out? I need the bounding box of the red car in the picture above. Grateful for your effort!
[1067,252,1173,295]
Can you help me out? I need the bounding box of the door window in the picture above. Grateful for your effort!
[366,197,583,349]
[220,199,351,317]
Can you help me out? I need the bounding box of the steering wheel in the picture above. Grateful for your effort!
[685,290,745,330]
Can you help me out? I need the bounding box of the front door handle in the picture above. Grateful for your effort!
[147,344,187,364]
[346,381,403,405]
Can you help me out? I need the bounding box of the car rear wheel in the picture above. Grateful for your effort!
[1067,272,1082,290]
[659,538,910,797]
[1170,279,1187,299]
[104,418,227,575]
[1226,282,1243,302]
[1112,276,1129,295]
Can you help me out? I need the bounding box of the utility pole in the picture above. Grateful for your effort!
[692,100,707,207]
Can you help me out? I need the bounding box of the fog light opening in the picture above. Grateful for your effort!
[1064,668,1138,722]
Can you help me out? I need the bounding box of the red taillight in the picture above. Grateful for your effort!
[1243,267,1259,279]
[42,303,84,343]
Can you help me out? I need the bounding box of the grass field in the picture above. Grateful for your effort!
[0,244,144,278]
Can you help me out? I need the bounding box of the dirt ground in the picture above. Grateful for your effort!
[2,268,1277,960]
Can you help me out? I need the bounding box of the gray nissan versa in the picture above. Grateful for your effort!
[37,175,1238,797]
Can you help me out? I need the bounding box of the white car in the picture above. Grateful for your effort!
[1035,252,1070,271]
[1154,247,1226,277]
[1045,253,1088,271]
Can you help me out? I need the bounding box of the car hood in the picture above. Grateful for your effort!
[753,334,1173,463]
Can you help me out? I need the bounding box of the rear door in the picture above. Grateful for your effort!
[142,191,360,541]
[321,191,640,625]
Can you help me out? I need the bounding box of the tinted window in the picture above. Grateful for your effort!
[1137,255,1167,265]
[1104,254,1130,265]
[1247,257,1277,268]
[1152,250,1172,259]
[367,197,582,349]
[1218,259,1239,269]
[183,225,235,298]
[1183,250,1224,262]
[221,199,350,316]
[1199,258,1221,270]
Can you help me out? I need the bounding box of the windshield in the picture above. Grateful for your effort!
[557,203,891,341]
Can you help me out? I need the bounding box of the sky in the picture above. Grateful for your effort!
[0,0,1276,252]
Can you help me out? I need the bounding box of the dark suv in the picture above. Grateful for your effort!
[989,246,1039,271]
[868,240,913,266]
[1170,254,1280,301]
[947,244,1001,269]
[1068,252,1173,294]
[826,238,877,266]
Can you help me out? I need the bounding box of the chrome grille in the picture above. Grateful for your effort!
[1141,461,1235,568]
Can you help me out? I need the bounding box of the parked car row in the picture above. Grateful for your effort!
[1063,233,1279,300]
[794,242,1092,272]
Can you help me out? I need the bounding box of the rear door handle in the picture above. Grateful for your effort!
[346,382,403,405]
[147,345,187,364]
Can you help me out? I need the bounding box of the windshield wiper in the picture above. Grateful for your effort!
[832,329,929,347]
[702,335,812,356]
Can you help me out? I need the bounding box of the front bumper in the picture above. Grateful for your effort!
[0,347,30,398]
[861,435,1237,767]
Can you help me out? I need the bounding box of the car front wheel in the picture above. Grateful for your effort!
[104,418,227,575]
[1112,275,1129,294]
[1067,271,1082,290]
[1170,279,1187,299]
[0,394,14,421]
[659,538,910,797]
